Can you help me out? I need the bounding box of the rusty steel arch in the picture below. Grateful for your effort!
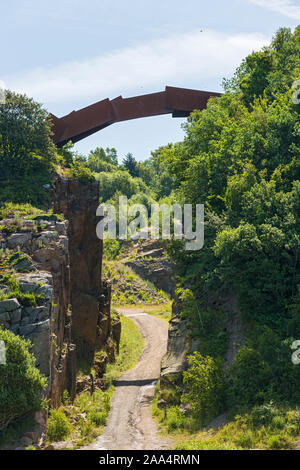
[50,86,221,147]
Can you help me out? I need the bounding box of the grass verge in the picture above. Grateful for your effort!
[152,397,300,450]
[113,303,172,324]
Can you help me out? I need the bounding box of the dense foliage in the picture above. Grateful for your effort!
[0,91,57,205]
[1,23,299,441]
[0,327,47,431]
[182,352,222,424]
[161,26,300,415]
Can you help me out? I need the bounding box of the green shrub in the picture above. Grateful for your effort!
[88,407,106,426]
[226,347,273,410]
[248,402,280,427]
[66,161,95,184]
[266,433,294,450]
[0,273,45,306]
[166,406,185,432]
[95,170,148,202]
[103,239,121,260]
[46,409,71,441]
[182,352,222,425]
[0,327,47,431]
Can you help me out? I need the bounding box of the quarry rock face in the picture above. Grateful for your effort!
[0,174,117,412]
[160,298,190,386]
[53,175,116,367]
[0,219,75,406]
[125,242,176,296]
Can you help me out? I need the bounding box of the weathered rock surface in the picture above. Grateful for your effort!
[160,298,189,385]
[126,253,176,295]
[7,233,32,249]
[0,217,76,406]
[0,298,20,313]
[0,174,118,432]
[53,175,116,367]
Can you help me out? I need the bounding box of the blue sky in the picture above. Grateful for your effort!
[1,0,299,161]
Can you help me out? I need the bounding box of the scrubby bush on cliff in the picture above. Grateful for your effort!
[0,327,47,431]
[65,159,95,184]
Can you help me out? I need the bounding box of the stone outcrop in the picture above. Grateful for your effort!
[161,287,244,387]
[0,174,121,450]
[125,240,176,296]
[1,410,47,450]
[52,175,116,367]
[0,218,76,406]
[160,299,190,385]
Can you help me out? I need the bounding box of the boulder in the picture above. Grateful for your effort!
[34,410,47,427]
[21,220,35,231]
[16,272,53,300]
[58,235,68,250]
[20,436,33,447]
[160,302,190,384]
[24,431,39,443]
[9,308,22,324]
[37,231,57,245]
[13,256,36,272]
[0,312,10,324]
[0,298,20,313]
[27,320,50,375]
[20,316,30,326]
[55,221,67,234]
[7,233,31,249]
[45,441,74,450]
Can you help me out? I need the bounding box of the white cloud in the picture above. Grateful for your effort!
[5,30,269,106]
[248,0,300,20]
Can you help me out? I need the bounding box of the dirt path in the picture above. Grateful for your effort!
[83,307,171,450]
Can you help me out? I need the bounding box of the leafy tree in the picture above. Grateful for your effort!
[57,141,87,167]
[165,26,300,412]
[224,26,300,106]
[66,160,95,184]
[183,352,222,424]
[0,327,47,431]
[122,153,138,178]
[0,90,57,205]
[226,347,273,410]
[87,147,118,172]
[95,170,148,202]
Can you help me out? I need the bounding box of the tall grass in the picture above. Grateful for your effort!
[104,314,144,385]
[161,404,300,450]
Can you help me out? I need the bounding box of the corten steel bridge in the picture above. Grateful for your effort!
[50,86,221,147]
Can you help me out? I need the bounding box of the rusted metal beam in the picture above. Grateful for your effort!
[50,86,221,147]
